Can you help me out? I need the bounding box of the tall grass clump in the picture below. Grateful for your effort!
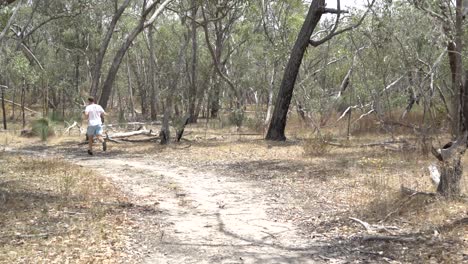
[32,118,54,141]
[302,133,333,156]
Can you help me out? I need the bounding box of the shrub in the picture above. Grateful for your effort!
[245,115,264,133]
[228,109,245,128]
[302,133,333,157]
[32,118,54,141]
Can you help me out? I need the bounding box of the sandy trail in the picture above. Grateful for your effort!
[71,155,326,264]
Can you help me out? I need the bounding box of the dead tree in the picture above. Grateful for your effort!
[431,132,467,197]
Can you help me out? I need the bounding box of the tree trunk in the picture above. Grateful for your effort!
[160,32,188,145]
[265,0,325,141]
[75,53,80,93]
[1,86,6,129]
[438,157,463,197]
[90,0,131,97]
[435,0,466,197]
[159,95,172,145]
[11,84,16,120]
[99,23,144,109]
[210,76,220,118]
[264,62,277,128]
[147,26,159,121]
[139,55,149,118]
[188,1,198,123]
[21,83,25,129]
[99,0,171,109]
[125,56,135,119]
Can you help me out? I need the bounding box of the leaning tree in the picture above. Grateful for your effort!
[265,0,375,141]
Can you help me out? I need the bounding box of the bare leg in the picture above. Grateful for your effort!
[88,135,93,152]
[96,134,106,151]
[96,135,104,143]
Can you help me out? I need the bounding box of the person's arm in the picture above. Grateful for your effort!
[99,105,106,123]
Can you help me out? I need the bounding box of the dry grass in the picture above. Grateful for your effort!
[106,119,466,263]
[11,115,465,262]
[0,154,129,263]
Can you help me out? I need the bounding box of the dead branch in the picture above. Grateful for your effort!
[349,217,372,231]
[323,139,415,150]
[400,186,436,197]
[120,137,160,143]
[173,143,192,149]
[380,187,435,222]
[105,133,121,144]
[349,217,399,233]
[380,75,405,95]
[2,99,39,114]
[361,235,421,243]
[65,121,83,135]
[359,139,410,148]
[0,233,50,239]
[352,109,374,124]
[107,130,156,139]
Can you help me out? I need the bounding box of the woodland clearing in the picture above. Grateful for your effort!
[0,121,466,263]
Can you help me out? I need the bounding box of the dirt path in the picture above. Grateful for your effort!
[66,154,328,264]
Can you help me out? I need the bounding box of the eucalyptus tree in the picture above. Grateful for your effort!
[408,0,468,197]
[200,0,248,117]
[265,0,375,141]
[98,0,173,110]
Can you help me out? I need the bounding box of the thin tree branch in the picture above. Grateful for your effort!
[0,0,22,41]
[309,0,376,47]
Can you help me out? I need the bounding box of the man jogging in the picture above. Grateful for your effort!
[84,97,106,155]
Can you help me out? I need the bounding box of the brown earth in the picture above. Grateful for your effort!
[2,130,467,263]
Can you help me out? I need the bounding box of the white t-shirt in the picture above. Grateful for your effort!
[85,104,105,126]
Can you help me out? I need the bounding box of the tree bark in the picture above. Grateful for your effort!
[435,0,466,197]
[0,0,17,7]
[21,83,25,129]
[437,157,463,197]
[265,0,325,141]
[90,0,131,97]
[99,22,144,109]
[147,26,159,121]
[1,86,6,129]
[188,1,199,123]
[99,0,171,109]
[160,31,188,145]
[125,56,135,119]
[264,62,277,127]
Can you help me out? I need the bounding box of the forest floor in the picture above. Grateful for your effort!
[1,126,467,263]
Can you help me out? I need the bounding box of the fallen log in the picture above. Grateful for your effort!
[323,139,415,150]
[107,130,156,139]
[120,137,160,143]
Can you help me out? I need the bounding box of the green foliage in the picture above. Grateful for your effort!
[228,109,245,128]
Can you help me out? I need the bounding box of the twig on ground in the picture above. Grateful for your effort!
[349,217,399,233]
[380,186,436,222]
[361,235,421,243]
